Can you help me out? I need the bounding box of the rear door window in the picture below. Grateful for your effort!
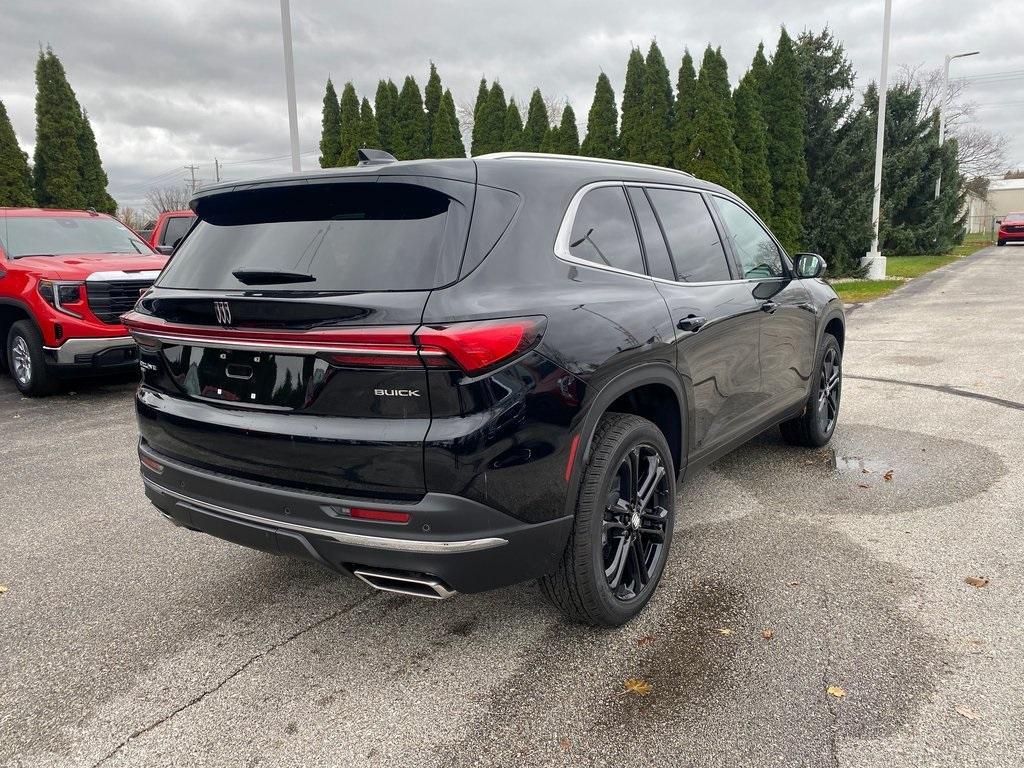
[568,186,644,275]
[157,181,470,291]
[646,188,731,282]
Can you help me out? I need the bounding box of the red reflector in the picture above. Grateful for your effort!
[349,508,411,524]
[415,317,546,374]
[564,433,581,483]
[140,455,164,474]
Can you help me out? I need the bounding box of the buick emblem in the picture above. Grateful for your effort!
[214,301,232,325]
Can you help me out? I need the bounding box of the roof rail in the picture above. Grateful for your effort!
[476,152,695,178]
[357,148,397,166]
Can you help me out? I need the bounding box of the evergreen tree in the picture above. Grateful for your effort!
[358,97,379,151]
[580,72,618,159]
[76,110,116,213]
[338,82,361,165]
[554,104,580,154]
[476,81,508,155]
[33,48,84,209]
[0,99,35,207]
[503,99,525,151]
[671,50,697,170]
[619,47,646,163]
[637,41,673,166]
[762,29,808,252]
[749,42,770,97]
[470,78,490,156]
[688,46,740,189]
[424,62,442,150]
[319,78,342,167]
[732,73,773,218]
[394,75,428,160]
[374,79,399,154]
[522,89,549,152]
[432,89,466,158]
[540,124,561,154]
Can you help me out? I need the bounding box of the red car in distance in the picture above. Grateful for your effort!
[0,207,167,395]
[997,212,1024,246]
[146,209,196,254]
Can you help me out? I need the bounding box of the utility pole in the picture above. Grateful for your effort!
[214,157,221,183]
[184,163,199,194]
[862,0,893,281]
[279,0,301,172]
[935,50,980,199]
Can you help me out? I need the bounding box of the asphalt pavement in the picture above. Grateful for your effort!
[2,245,1022,767]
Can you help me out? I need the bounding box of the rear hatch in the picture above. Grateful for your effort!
[126,176,473,500]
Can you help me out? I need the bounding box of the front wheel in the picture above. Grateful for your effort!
[7,320,59,397]
[780,333,842,447]
[997,239,1006,247]
[540,413,676,626]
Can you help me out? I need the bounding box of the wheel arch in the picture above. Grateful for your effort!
[821,307,845,351]
[0,298,36,368]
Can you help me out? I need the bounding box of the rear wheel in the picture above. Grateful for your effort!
[780,333,841,447]
[540,413,675,626]
[7,320,59,397]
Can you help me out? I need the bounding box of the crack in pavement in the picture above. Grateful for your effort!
[846,374,1024,412]
[90,592,376,768]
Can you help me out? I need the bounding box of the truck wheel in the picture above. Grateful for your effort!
[7,320,59,397]
[540,413,676,626]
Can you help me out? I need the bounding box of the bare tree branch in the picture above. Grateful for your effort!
[145,185,191,219]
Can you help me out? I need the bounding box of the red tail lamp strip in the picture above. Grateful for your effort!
[349,508,411,524]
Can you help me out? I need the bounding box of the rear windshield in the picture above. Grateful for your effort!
[0,215,152,258]
[157,182,468,292]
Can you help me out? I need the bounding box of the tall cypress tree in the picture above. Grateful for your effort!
[0,99,35,207]
[762,29,808,252]
[374,79,398,154]
[432,89,466,158]
[470,78,490,156]
[522,89,549,152]
[358,97,379,151]
[319,78,342,167]
[554,104,580,154]
[33,48,84,209]
[749,42,770,97]
[424,62,442,151]
[671,50,697,170]
[77,110,116,213]
[394,75,428,160]
[637,41,673,166]
[733,73,773,217]
[619,47,646,163]
[478,82,508,154]
[688,46,740,189]
[580,72,618,159]
[338,82,361,165]
[503,99,525,151]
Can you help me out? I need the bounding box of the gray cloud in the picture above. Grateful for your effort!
[2,0,1020,208]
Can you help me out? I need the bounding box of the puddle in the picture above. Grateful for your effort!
[832,453,892,475]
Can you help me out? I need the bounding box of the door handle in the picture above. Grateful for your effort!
[761,300,779,314]
[677,315,707,332]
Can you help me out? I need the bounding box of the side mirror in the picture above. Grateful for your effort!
[794,253,827,279]
[155,244,174,256]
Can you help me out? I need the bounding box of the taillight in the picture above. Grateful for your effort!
[415,317,546,374]
[349,507,411,524]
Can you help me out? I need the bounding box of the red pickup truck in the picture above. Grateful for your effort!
[146,209,196,254]
[0,207,167,395]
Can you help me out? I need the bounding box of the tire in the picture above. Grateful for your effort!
[997,240,1006,247]
[540,412,676,626]
[780,333,842,447]
[6,320,59,397]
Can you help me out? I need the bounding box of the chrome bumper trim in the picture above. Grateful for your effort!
[43,336,135,365]
[142,478,508,554]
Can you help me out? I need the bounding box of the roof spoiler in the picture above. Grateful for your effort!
[357,148,397,166]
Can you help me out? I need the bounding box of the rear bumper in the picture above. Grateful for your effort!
[43,335,139,372]
[138,442,573,594]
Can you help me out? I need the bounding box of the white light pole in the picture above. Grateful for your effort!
[863,0,893,280]
[935,50,980,199]
[279,0,301,172]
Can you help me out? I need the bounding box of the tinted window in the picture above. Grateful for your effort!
[0,216,151,258]
[158,183,467,291]
[647,189,731,282]
[712,196,784,279]
[161,215,195,247]
[568,186,644,274]
[626,187,674,280]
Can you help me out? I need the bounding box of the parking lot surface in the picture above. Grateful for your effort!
[2,245,1022,767]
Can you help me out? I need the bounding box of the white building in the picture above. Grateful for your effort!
[965,178,1024,233]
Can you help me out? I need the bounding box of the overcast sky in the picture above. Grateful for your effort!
[3,0,1021,210]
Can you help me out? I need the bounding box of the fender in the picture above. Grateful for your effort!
[563,362,689,517]
[819,302,846,348]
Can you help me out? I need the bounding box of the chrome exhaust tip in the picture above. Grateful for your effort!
[353,568,457,600]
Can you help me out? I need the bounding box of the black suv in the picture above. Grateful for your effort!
[126,151,844,626]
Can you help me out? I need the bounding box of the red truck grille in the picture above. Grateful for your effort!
[87,280,154,324]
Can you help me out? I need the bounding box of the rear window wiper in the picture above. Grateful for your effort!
[231,269,316,285]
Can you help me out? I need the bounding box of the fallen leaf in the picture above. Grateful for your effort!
[558,738,572,750]
[857,483,871,489]
[861,467,872,474]
[0,584,8,595]
[883,469,894,481]
[787,580,800,587]
[762,629,774,640]
[636,635,654,647]
[622,678,653,696]
[827,685,846,698]
[955,704,979,720]
[717,627,734,636]
[965,576,990,588]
